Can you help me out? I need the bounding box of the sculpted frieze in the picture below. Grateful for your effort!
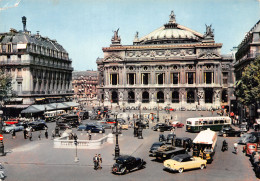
[198,48,220,59]
[104,54,123,62]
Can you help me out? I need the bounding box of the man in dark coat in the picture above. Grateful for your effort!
[93,154,99,170]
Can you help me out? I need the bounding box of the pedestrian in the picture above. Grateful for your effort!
[45,129,48,139]
[98,154,102,169]
[23,129,27,139]
[51,130,55,140]
[234,142,238,154]
[38,131,42,140]
[29,131,32,141]
[93,154,99,170]
[89,133,92,140]
[12,130,16,139]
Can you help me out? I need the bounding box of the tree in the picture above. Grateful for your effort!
[235,56,260,106]
[0,69,13,103]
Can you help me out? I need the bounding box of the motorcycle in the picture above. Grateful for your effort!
[221,141,228,152]
[0,163,5,181]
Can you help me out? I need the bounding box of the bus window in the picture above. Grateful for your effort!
[214,120,219,124]
[195,121,199,125]
[224,120,227,123]
[203,121,207,125]
[187,121,191,125]
[220,120,224,124]
[209,121,213,124]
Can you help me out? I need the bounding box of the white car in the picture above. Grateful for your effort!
[3,123,24,133]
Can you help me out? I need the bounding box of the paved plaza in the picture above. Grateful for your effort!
[0,110,257,181]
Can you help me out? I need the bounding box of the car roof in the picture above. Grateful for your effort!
[116,155,134,160]
[174,154,191,159]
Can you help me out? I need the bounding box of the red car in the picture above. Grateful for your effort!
[171,121,184,128]
[243,143,258,156]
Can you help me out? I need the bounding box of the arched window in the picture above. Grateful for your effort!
[157,91,164,103]
[142,91,149,103]
[128,91,135,103]
[172,91,179,103]
[187,91,195,103]
[111,91,118,103]
[222,89,228,103]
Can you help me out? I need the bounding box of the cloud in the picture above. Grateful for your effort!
[0,0,21,11]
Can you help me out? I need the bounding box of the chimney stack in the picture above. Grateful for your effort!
[22,16,27,31]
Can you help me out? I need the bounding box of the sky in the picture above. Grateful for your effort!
[0,0,259,71]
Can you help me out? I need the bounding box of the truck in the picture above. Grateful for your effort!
[150,144,186,160]
[193,128,217,163]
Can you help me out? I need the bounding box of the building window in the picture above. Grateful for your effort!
[171,73,179,84]
[222,72,228,85]
[128,73,136,85]
[111,91,118,103]
[187,90,195,103]
[17,82,22,93]
[186,72,195,84]
[172,91,179,103]
[157,91,164,103]
[205,88,213,103]
[17,68,22,78]
[222,89,228,103]
[128,91,135,103]
[204,72,214,84]
[142,91,149,103]
[110,74,118,85]
[141,73,150,85]
[157,73,165,85]
[7,44,12,53]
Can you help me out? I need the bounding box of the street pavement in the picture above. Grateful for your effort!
[0,110,257,181]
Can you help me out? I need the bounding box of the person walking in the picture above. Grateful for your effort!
[29,131,32,141]
[93,154,99,170]
[98,154,102,169]
[23,129,27,139]
[38,131,42,140]
[45,128,48,139]
[12,130,16,139]
[89,133,92,140]
[234,142,238,154]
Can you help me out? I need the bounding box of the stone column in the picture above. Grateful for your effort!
[197,88,205,106]
[213,88,221,108]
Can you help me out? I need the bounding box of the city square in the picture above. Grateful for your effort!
[0,0,259,181]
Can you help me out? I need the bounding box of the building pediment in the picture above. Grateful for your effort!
[197,48,221,59]
[103,54,123,62]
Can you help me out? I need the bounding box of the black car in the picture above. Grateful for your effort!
[166,133,176,144]
[218,126,241,137]
[28,122,48,131]
[56,122,72,130]
[149,142,165,153]
[175,137,193,151]
[77,124,105,133]
[152,123,173,132]
[112,155,146,174]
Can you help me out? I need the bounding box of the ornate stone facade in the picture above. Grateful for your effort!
[97,11,234,109]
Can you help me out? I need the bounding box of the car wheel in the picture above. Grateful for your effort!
[178,168,184,173]
[200,164,205,169]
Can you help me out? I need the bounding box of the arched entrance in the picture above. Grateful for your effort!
[172,91,179,103]
[128,91,135,103]
[187,90,195,103]
[205,88,213,103]
[222,89,228,103]
[111,91,118,103]
[157,91,164,103]
[142,91,149,103]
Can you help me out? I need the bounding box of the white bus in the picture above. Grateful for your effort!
[44,110,66,122]
[186,116,231,132]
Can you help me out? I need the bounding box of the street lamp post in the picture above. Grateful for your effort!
[0,108,4,156]
[114,112,120,159]
[157,99,160,123]
[74,133,79,162]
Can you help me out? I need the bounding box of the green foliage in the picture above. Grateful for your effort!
[235,56,260,105]
[0,69,12,102]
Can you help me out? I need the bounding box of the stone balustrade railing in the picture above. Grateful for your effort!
[54,133,114,149]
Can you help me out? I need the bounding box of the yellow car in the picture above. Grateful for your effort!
[120,124,129,130]
[163,154,207,173]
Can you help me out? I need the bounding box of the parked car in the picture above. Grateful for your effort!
[56,122,72,130]
[28,122,48,131]
[149,142,165,154]
[3,123,24,133]
[152,123,173,132]
[77,124,105,133]
[238,133,253,144]
[120,124,129,130]
[243,143,259,156]
[171,121,184,128]
[112,155,146,174]
[163,154,207,173]
[218,126,241,137]
[239,124,248,133]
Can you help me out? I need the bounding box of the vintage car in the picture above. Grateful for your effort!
[3,123,24,133]
[111,155,146,174]
[163,154,207,173]
[120,123,129,130]
[77,124,105,133]
[243,143,258,156]
[149,142,165,154]
[152,123,173,132]
[171,121,184,128]
[218,126,241,137]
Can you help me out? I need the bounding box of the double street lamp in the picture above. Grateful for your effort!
[113,112,120,159]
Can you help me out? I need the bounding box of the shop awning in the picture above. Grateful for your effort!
[5,105,29,108]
